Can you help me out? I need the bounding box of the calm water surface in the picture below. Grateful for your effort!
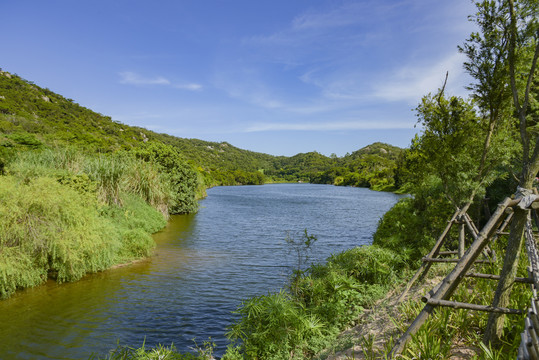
[0,184,403,359]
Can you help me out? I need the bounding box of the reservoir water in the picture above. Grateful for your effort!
[0,184,403,359]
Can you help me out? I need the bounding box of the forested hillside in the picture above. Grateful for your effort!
[0,69,402,189]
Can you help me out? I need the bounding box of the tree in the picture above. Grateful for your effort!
[414,89,485,207]
[482,0,539,344]
[410,76,515,213]
[133,142,200,214]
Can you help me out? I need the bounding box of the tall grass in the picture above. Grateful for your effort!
[0,148,170,298]
[0,176,115,297]
[8,148,172,215]
[92,340,216,360]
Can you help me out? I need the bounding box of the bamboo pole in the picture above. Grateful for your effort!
[463,214,479,239]
[439,251,459,256]
[390,197,512,358]
[421,257,494,264]
[459,222,466,258]
[420,280,443,303]
[526,317,539,354]
[465,272,533,284]
[396,210,459,302]
[530,308,539,335]
[466,212,480,236]
[426,298,524,315]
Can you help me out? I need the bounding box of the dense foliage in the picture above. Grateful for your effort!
[266,143,402,190]
[0,150,168,298]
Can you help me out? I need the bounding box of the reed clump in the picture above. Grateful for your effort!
[0,147,174,299]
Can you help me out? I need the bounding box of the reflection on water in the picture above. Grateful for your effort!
[0,184,403,359]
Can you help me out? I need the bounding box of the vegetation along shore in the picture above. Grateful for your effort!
[1,0,539,358]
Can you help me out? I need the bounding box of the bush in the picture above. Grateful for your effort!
[227,291,326,360]
[373,177,454,265]
[132,142,199,214]
[0,168,166,298]
[0,176,118,296]
[224,244,405,359]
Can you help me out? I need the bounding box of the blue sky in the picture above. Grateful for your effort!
[1,1,477,156]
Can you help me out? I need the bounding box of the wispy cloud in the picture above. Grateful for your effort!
[243,120,412,133]
[119,71,203,91]
[371,53,469,104]
[119,71,170,85]
[173,83,203,91]
[291,1,401,31]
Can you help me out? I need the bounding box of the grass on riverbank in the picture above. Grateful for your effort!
[0,148,170,299]
[220,245,407,360]
[91,340,216,360]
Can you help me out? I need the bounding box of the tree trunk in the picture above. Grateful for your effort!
[483,207,528,344]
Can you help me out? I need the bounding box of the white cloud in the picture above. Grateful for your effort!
[290,1,403,31]
[119,71,170,85]
[173,83,203,91]
[244,120,413,133]
[119,71,203,91]
[371,52,470,104]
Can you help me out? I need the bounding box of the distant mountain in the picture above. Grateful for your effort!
[346,142,402,160]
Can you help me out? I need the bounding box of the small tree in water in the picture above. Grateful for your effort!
[285,229,317,296]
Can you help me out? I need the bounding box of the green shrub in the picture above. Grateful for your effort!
[0,176,118,296]
[7,132,42,148]
[0,171,166,298]
[132,142,199,214]
[327,245,405,285]
[227,291,326,360]
[225,244,405,359]
[373,177,454,265]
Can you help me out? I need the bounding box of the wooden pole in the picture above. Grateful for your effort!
[426,298,524,315]
[467,213,481,236]
[465,272,532,284]
[421,257,494,264]
[464,213,479,239]
[390,197,512,358]
[396,210,459,302]
[459,222,466,258]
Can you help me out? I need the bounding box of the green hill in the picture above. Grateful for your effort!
[0,69,402,188]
